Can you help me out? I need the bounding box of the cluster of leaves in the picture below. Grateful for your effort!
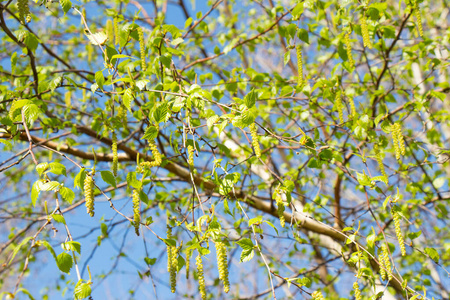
[1,0,450,299]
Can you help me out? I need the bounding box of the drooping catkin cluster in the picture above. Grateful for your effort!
[335,90,344,123]
[311,291,325,300]
[112,133,118,177]
[187,145,195,166]
[360,13,372,49]
[166,227,178,293]
[344,29,354,69]
[392,209,406,256]
[374,144,387,180]
[140,140,162,170]
[412,0,423,37]
[196,254,206,300]
[106,19,114,44]
[296,45,303,87]
[170,245,178,292]
[249,123,261,159]
[379,243,392,281]
[137,27,146,71]
[274,189,285,227]
[113,17,119,45]
[391,123,405,160]
[348,96,357,117]
[132,189,140,236]
[185,249,191,279]
[353,281,362,300]
[17,0,31,24]
[84,174,95,217]
[117,104,127,124]
[215,241,230,293]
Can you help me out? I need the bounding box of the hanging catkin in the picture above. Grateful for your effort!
[360,13,372,49]
[132,189,140,236]
[344,29,354,69]
[112,133,118,177]
[296,45,303,87]
[196,254,206,300]
[249,123,261,159]
[215,241,230,293]
[84,174,95,217]
[137,27,146,71]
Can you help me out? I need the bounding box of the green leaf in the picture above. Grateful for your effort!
[236,238,255,263]
[297,28,309,44]
[40,181,60,191]
[74,168,86,190]
[153,102,169,124]
[243,90,257,108]
[248,216,263,226]
[62,241,81,254]
[408,231,421,240]
[356,171,371,186]
[60,187,75,204]
[145,257,157,265]
[36,163,49,176]
[52,214,66,224]
[56,252,73,273]
[8,237,32,265]
[123,88,134,111]
[424,247,440,263]
[74,281,92,299]
[95,70,105,90]
[142,126,159,140]
[100,170,117,188]
[15,288,35,300]
[49,76,63,92]
[283,51,291,66]
[39,240,57,262]
[126,172,141,189]
[31,180,42,206]
[60,0,72,14]
[48,162,66,176]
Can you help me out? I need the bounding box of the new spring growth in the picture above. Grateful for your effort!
[360,12,372,49]
[132,189,140,236]
[348,95,357,118]
[249,123,261,159]
[17,0,31,24]
[353,281,362,300]
[392,123,405,160]
[187,145,194,167]
[335,90,344,123]
[379,243,392,281]
[196,254,206,300]
[412,0,424,37]
[185,249,191,279]
[215,241,230,293]
[311,291,325,300]
[106,19,114,44]
[296,45,303,87]
[139,140,162,170]
[112,133,118,177]
[274,188,285,228]
[392,208,406,256]
[137,27,146,71]
[166,226,178,292]
[84,172,95,217]
[113,17,119,46]
[344,28,354,69]
[374,143,387,181]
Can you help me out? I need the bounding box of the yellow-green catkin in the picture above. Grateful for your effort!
[106,19,114,44]
[113,17,119,46]
[138,27,146,71]
[380,244,392,281]
[167,227,173,272]
[17,0,31,24]
[215,241,230,293]
[186,249,191,279]
[296,45,303,87]
[344,29,354,69]
[353,281,362,300]
[112,133,118,177]
[249,123,261,159]
[187,145,194,166]
[391,125,401,160]
[274,189,285,228]
[412,0,423,37]
[348,96,357,117]
[117,104,127,124]
[64,91,71,108]
[84,174,95,217]
[87,43,93,64]
[392,209,406,256]
[140,140,162,170]
[360,13,372,49]
[170,244,178,293]
[196,254,206,300]
[374,144,387,180]
[132,189,140,236]
[335,90,344,123]
[311,291,325,300]
[394,123,406,156]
